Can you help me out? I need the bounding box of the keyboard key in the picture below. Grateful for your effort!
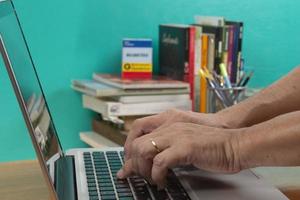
[135,195,152,200]
[99,186,115,191]
[94,163,107,167]
[100,191,115,196]
[88,187,98,192]
[150,185,170,200]
[97,174,111,179]
[96,168,109,172]
[99,182,113,187]
[116,183,130,189]
[87,178,96,183]
[88,191,98,196]
[87,175,95,180]
[93,153,104,156]
[89,196,99,200]
[106,151,118,155]
[116,188,132,193]
[119,197,134,200]
[86,171,95,175]
[96,172,110,177]
[85,166,94,171]
[118,192,133,197]
[98,178,112,184]
[100,195,117,200]
[88,182,97,187]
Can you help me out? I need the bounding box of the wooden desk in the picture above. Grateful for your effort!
[0,160,299,200]
[0,160,49,200]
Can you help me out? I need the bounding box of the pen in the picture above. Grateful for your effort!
[199,69,232,107]
[219,63,232,88]
[241,71,254,87]
[236,72,246,87]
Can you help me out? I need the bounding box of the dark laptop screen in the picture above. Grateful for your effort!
[0,0,63,173]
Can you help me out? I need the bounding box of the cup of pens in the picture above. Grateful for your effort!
[199,64,253,113]
[207,85,246,113]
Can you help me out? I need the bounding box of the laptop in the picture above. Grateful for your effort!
[0,1,289,199]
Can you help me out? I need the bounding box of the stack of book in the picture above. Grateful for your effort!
[159,16,246,113]
[72,74,191,146]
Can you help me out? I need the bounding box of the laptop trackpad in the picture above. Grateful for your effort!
[174,167,288,200]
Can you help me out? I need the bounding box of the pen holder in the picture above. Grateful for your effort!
[207,86,246,113]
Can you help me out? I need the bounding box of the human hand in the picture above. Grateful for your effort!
[124,109,227,161]
[118,122,242,188]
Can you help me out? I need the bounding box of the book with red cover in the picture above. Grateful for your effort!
[92,73,189,90]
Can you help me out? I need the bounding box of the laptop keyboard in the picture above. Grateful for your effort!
[83,151,190,200]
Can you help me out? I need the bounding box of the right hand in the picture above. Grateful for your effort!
[124,109,227,160]
[119,122,242,187]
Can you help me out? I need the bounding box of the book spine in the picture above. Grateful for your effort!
[227,25,234,79]
[207,34,215,72]
[92,120,126,146]
[200,34,208,113]
[194,27,202,112]
[183,28,190,82]
[189,26,196,110]
[194,27,202,76]
[222,26,229,72]
[230,25,240,83]
[109,100,192,116]
[237,22,244,81]
[214,28,223,75]
[83,95,109,117]
[117,94,190,104]
[83,95,191,117]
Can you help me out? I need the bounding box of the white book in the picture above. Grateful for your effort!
[72,80,120,97]
[82,95,191,117]
[194,16,225,26]
[92,73,189,89]
[72,79,190,97]
[113,94,190,104]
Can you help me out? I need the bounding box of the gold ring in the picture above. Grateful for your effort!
[150,138,161,153]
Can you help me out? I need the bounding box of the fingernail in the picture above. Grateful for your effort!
[117,169,124,179]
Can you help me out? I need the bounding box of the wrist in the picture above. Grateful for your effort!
[224,129,246,172]
[233,127,263,170]
[188,112,231,128]
[214,111,239,128]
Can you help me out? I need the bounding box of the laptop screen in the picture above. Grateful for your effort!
[0,0,63,176]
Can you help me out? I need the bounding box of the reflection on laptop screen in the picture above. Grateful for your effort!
[0,1,62,170]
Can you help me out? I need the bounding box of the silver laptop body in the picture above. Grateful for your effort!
[0,0,288,199]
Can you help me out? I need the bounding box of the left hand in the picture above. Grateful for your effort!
[117,122,242,188]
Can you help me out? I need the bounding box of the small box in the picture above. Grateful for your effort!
[122,38,153,79]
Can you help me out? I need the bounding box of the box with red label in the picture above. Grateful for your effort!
[122,38,153,79]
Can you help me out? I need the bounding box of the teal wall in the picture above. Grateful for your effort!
[0,0,299,162]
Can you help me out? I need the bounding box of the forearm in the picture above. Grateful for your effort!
[236,110,300,169]
[217,66,300,128]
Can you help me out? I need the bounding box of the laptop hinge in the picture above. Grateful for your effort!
[55,156,77,200]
